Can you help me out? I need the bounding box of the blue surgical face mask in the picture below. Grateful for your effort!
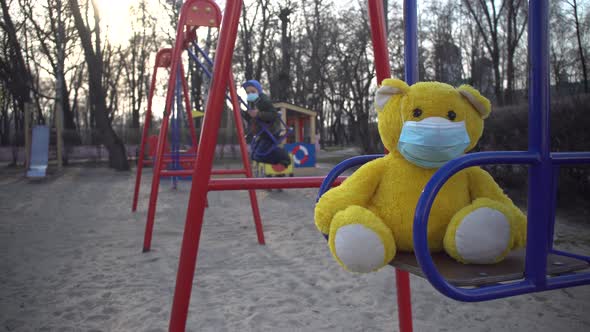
[397,117,471,169]
[246,93,259,102]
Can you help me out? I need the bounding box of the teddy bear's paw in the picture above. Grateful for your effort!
[328,206,396,273]
[446,207,511,264]
[333,224,385,273]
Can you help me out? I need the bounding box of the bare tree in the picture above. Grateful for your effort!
[550,1,567,89]
[425,1,462,85]
[504,0,528,103]
[463,0,507,104]
[21,0,84,159]
[0,0,35,166]
[122,0,157,132]
[0,0,34,111]
[566,0,588,92]
[273,4,293,102]
[238,1,260,80]
[68,0,129,170]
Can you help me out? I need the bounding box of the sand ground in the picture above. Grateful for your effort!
[0,158,589,332]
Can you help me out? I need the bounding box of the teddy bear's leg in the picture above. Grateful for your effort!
[328,205,396,273]
[443,198,520,264]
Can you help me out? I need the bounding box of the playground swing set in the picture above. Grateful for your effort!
[132,0,590,331]
[132,12,321,252]
[132,5,298,253]
[184,42,296,177]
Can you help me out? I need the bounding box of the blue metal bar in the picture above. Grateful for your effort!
[404,0,418,84]
[525,0,552,289]
[314,0,590,303]
[551,152,590,164]
[550,249,590,264]
[187,48,214,79]
[413,152,538,301]
[189,42,293,160]
[192,43,293,137]
[190,44,250,109]
[409,0,589,301]
[545,273,590,290]
[194,42,214,66]
[172,68,183,188]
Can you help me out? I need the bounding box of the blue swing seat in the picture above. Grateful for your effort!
[317,154,590,298]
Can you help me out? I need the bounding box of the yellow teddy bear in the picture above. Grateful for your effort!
[315,78,527,273]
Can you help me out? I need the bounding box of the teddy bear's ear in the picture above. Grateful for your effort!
[457,84,492,119]
[375,78,409,110]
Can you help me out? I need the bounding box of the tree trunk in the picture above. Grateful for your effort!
[276,7,292,101]
[68,0,129,170]
[0,89,9,145]
[572,0,588,92]
[0,0,33,106]
[254,0,270,81]
[491,41,503,105]
[505,0,515,104]
[240,3,254,80]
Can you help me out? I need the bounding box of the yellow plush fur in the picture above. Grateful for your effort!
[315,79,527,271]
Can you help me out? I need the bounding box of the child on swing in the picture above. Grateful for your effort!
[242,79,291,167]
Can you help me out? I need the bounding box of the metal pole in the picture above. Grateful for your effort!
[55,0,65,171]
[143,0,189,252]
[132,59,159,212]
[525,0,551,288]
[180,62,198,147]
[403,0,418,83]
[168,0,243,330]
[228,71,265,244]
[368,0,414,331]
[24,94,32,171]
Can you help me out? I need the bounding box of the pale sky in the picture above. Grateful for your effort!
[89,0,391,120]
[94,0,178,46]
[93,0,230,118]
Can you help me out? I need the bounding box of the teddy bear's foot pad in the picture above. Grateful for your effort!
[334,224,385,273]
[390,250,589,287]
[454,207,511,264]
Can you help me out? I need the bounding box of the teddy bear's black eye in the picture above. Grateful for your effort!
[447,110,457,121]
[412,108,422,118]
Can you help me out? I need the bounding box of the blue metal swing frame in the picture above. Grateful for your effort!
[318,0,590,302]
[187,43,293,159]
[166,70,192,186]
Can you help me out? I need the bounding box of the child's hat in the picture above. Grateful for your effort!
[242,79,263,93]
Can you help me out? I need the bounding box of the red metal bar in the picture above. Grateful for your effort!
[368,0,413,331]
[180,62,198,147]
[228,71,265,244]
[368,0,391,83]
[160,169,246,177]
[212,169,246,175]
[169,0,242,330]
[208,176,346,191]
[298,118,304,142]
[395,269,414,332]
[143,158,195,164]
[142,1,190,253]
[132,54,160,212]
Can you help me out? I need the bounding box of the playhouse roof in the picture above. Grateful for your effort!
[273,102,316,117]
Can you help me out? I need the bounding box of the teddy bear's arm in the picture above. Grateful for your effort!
[466,167,516,205]
[466,167,527,247]
[314,158,386,234]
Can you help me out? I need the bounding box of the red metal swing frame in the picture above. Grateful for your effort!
[131,0,265,253]
[132,48,197,213]
[165,0,413,331]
